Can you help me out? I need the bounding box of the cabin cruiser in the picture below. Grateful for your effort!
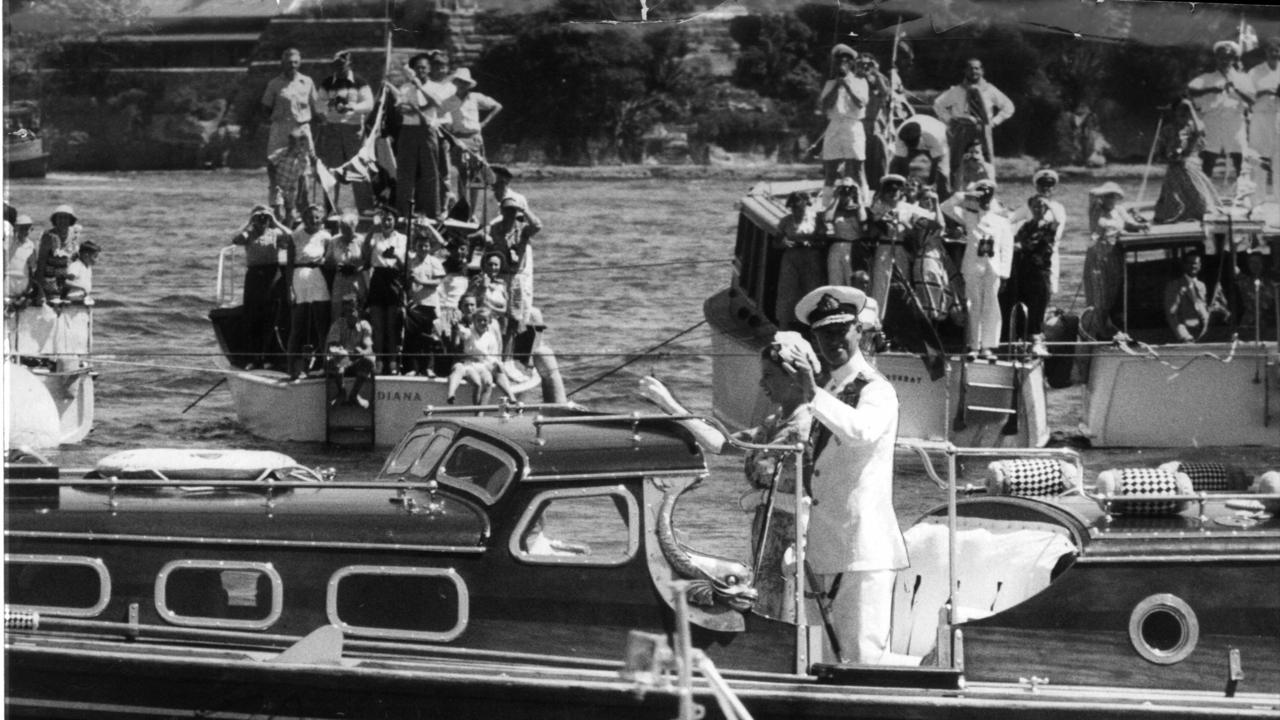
[1077,207,1279,446]
[707,180,1049,448]
[209,242,556,447]
[6,406,1277,718]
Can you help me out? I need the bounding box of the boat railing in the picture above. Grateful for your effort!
[533,411,805,454]
[422,400,586,419]
[215,245,241,308]
[1082,489,1278,521]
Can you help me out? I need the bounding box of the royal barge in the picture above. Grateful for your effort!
[6,406,1278,718]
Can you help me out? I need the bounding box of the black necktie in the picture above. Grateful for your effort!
[803,375,870,498]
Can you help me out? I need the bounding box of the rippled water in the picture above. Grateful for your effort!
[5,169,1278,558]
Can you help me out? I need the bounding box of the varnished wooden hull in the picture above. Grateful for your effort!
[8,637,1277,720]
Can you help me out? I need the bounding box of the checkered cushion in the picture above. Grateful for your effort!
[987,459,1077,497]
[1096,468,1193,516]
[1157,461,1246,492]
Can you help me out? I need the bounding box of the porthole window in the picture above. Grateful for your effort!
[328,566,468,642]
[1128,593,1199,665]
[5,554,110,617]
[155,560,282,630]
[509,487,639,566]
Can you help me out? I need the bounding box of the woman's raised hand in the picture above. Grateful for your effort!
[637,375,681,413]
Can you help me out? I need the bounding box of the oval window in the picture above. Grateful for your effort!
[509,487,639,566]
[328,566,468,642]
[1128,593,1199,665]
[5,554,110,617]
[155,560,282,630]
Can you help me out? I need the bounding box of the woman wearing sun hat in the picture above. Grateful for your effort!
[32,205,81,304]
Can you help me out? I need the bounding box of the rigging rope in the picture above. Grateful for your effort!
[566,319,707,397]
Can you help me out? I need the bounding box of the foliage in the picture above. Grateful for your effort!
[477,23,656,163]
[729,13,822,118]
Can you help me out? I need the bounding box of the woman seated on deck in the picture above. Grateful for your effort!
[1153,99,1220,224]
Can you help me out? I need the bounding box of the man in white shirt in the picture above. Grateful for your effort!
[260,48,321,221]
[1248,37,1280,189]
[1189,40,1255,178]
[390,50,457,219]
[790,285,908,664]
[818,44,869,193]
[933,59,1015,182]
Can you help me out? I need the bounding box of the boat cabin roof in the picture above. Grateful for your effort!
[394,412,706,485]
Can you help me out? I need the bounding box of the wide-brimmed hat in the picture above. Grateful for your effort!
[14,214,32,227]
[451,67,477,89]
[795,285,868,330]
[1089,181,1125,198]
[967,178,997,193]
[50,204,77,225]
[880,173,907,188]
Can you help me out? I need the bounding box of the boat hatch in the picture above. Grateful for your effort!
[155,560,282,630]
[5,554,111,617]
[380,424,519,505]
[326,566,468,642]
[508,486,639,567]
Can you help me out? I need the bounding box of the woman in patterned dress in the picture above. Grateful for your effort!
[1153,99,1220,224]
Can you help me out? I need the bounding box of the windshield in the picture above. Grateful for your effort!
[380,425,458,479]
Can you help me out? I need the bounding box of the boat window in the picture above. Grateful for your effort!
[327,566,468,642]
[509,486,639,566]
[381,425,457,478]
[437,437,517,503]
[155,560,282,630]
[5,554,110,617]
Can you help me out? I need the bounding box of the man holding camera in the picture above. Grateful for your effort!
[318,50,375,213]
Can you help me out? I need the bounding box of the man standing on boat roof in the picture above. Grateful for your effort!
[789,285,908,665]
[260,48,321,222]
[317,50,375,214]
[1188,40,1255,178]
[818,44,869,199]
[933,59,1014,183]
[387,50,456,221]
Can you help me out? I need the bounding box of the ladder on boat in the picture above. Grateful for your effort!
[326,375,375,448]
[953,358,1021,435]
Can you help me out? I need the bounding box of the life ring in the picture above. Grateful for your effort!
[93,448,300,481]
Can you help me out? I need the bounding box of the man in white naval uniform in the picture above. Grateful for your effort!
[790,285,909,664]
